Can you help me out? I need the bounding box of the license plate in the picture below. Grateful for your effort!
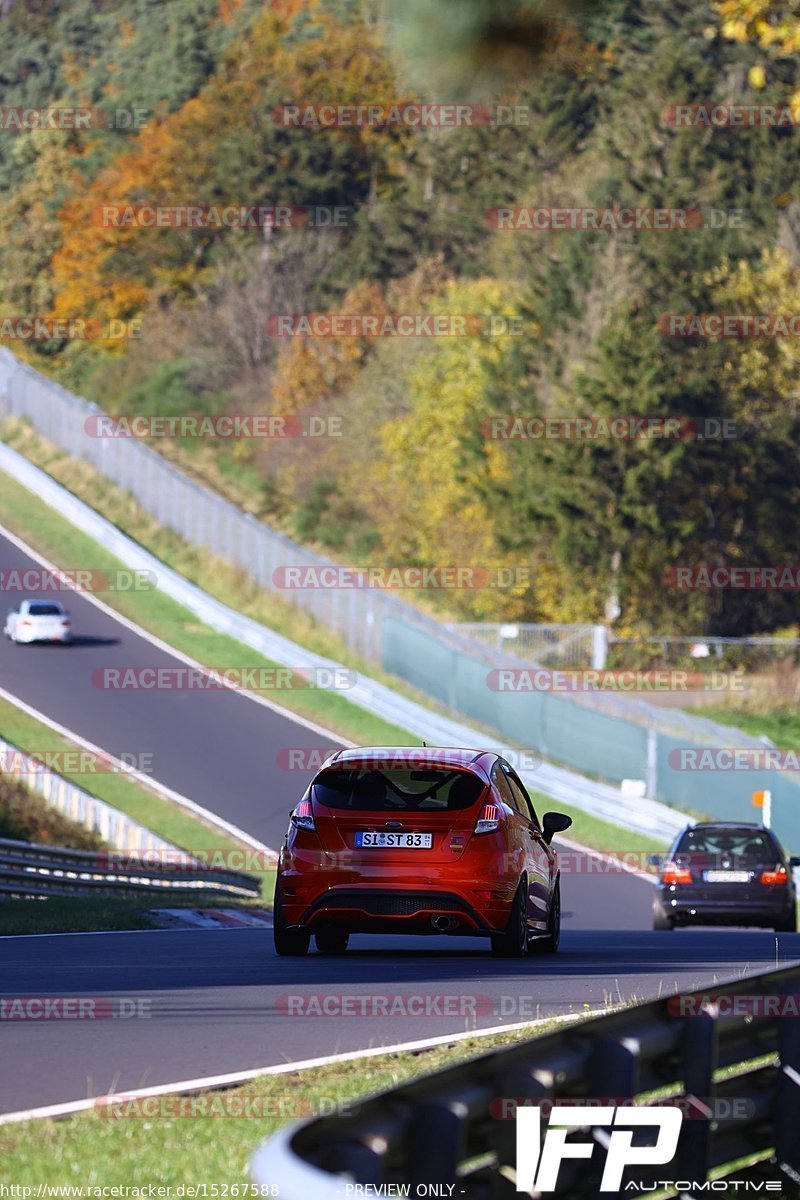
[704,870,751,883]
[355,832,433,849]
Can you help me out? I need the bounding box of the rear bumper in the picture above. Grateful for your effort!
[14,630,70,643]
[280,884,512,936]
[658,890,794,926]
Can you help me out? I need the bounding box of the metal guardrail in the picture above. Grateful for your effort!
[0,838,261,899]
[251,964,800,1199]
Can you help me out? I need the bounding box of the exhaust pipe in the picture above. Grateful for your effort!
[430,914,458,932]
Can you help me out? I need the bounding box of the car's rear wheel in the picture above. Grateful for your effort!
[491,880,528,958]
[315,928,349,954]
[652,900,674,931]
[531,878,561,953]
[273,888,309,957]
[774,910,797,933]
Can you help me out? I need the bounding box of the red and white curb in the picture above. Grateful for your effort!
[150,908,273,929]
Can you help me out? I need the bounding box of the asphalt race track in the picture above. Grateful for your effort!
[4,922,799,1115]
[1,529,798,1117]
[0,530,341,850]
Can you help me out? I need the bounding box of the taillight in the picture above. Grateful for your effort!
[663,863,692,885]
[290,798,315,831]
[474,803,501,835]
[20,620,32,627]
[760,866,788,886]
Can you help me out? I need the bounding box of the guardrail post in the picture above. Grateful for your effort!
[646,725,658,800]
[775,980,800,1184]
[677,999,717,1182]
[591,625,608,670]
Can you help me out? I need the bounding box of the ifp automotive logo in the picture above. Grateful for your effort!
[516,1104,682,1192]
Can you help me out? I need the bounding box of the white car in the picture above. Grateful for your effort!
[4,598,72,644]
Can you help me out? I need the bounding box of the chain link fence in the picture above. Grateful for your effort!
[450,622,607,668]
[1,348,799,846]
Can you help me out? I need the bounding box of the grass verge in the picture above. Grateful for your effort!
[0,1021,563,1179]
[0,896,231,937]
[0,1026,781,1188]
[701,703,800,752]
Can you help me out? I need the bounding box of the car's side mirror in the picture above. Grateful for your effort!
[789,856,800,868]
[648,854,663,867]
[542,811,572,845]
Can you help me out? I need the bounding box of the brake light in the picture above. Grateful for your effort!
[474,803,501,835]
[290,798,315,831]
[663,863,692,885]
[760,867,788,886]
[20,620,32,627]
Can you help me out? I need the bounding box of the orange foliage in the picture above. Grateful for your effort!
[217,0,244,23]
[48,1,404,342]
[271,281,384,414]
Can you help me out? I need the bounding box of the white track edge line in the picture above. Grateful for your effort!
[0,1007,616,1126]
[0,925,256,940]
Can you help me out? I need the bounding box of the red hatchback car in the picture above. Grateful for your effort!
[273,747,572,957]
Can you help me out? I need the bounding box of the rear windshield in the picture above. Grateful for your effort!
[27,603,64,616]
[312,767,486,812]
[674,828,778,865]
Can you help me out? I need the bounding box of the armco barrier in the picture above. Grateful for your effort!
[251,963,800,1199]
[0,838,260,899]
[1,348,797,847]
